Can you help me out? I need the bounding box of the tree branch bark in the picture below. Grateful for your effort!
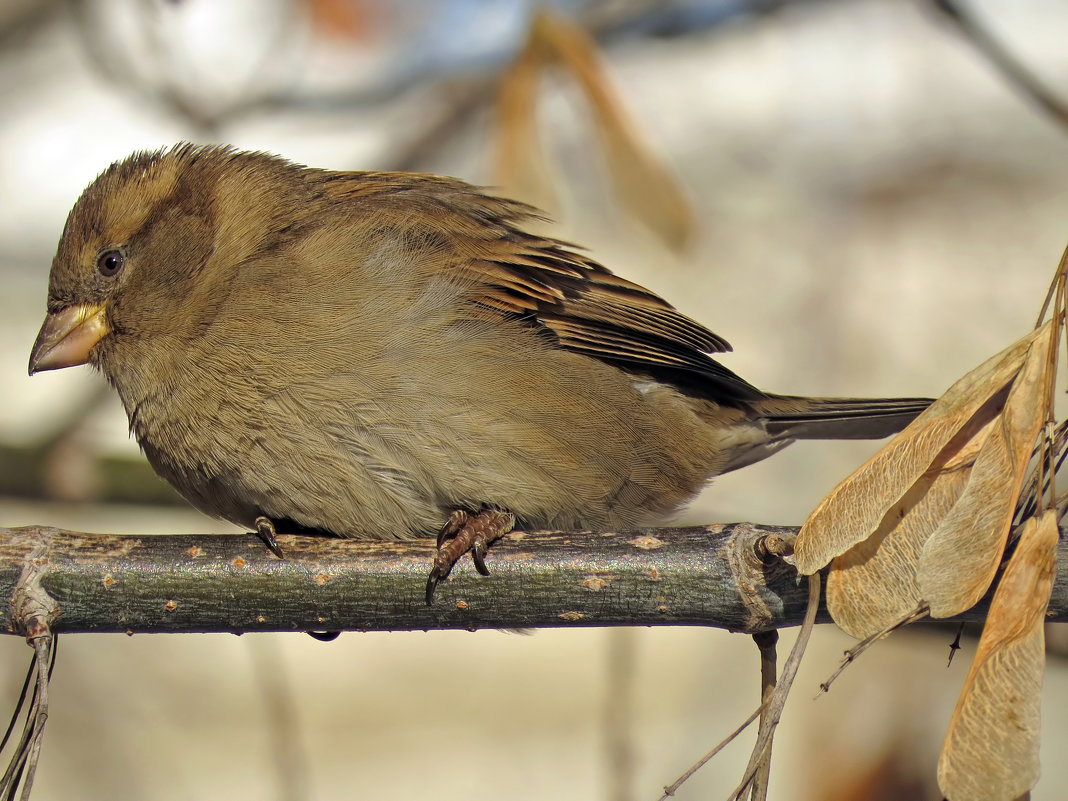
[0,523,1065,636]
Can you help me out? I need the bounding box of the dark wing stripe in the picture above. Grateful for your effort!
[545,318,766,400]
[565,299,731,353]
[467,261,565,304]
[546,318,721,371]
[546,321,702,368]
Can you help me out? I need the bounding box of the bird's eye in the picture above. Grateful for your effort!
[96,248,125,277]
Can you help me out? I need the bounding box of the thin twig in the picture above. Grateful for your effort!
[946,622,966,667]
[818,605,929,696]
[17,636,53,801]
[0,661,34,757]
[658,706,763,800]
[728,574,820,801]
[749,630,779,801]
[0,633,55,801]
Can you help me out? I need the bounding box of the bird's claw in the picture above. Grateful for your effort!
[425,509,515,605]
[255,517,333,638]
[471,537,491,576]
[253,516,285,559]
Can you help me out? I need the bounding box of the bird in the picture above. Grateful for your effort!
[29,144,931,604]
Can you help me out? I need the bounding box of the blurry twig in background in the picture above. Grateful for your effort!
[932,0,1068,131]
[603,628,637,801]
[65,0,308,134]
[0,380,184,506]
[61,0,821,136]
[246,637,312,801]
[45,0,1068,170]
[0,0,63,50]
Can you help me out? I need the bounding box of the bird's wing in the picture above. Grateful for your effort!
[323,172,767,403]
[454,204,774,403]
[459,236,769,402]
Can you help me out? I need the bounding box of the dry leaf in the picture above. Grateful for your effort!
[937,510,1058,801]
[795,325,1048,576]
[919,320,1055,618]
[493,18,557,213]
[524,10,696,250]
[825,443,978,638]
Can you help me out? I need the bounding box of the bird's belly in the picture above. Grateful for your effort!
[138,411,445,540]
[129,329,723,539]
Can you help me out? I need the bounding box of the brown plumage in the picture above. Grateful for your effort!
[29,144,931,598]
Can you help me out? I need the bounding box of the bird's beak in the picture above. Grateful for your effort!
[28,303,110,375]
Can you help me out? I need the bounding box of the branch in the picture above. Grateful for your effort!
[931,0,1068,131]
[1,523,1066,636]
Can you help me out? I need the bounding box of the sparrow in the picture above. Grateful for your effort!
[29,144,931,603]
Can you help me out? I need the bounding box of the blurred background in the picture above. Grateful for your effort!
[1,0,1068,798]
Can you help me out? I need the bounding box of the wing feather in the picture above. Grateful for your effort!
[318,171,766,403]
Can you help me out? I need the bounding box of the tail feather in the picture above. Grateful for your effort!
[757,396,933,441]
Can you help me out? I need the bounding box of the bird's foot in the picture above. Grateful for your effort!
[425,508,515,604]
[253,516,285,559]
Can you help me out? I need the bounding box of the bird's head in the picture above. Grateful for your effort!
[28,144,308,378]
